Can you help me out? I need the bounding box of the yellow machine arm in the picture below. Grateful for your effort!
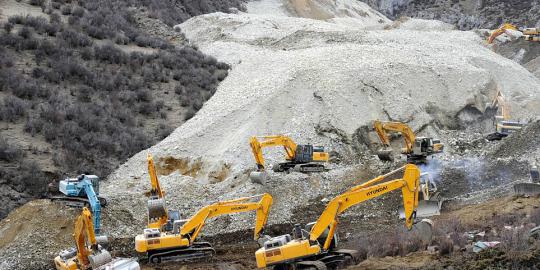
[487,23,518,44]
[148,153,164,199]
[180,193,273,243]
[147,153,169,229]
[490,90,510,120]
[373,120,416,153]
[74,207,97,267]
[309,164,420,251]
[250,136,297,170]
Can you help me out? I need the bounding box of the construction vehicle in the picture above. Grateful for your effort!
[255,164,430,269]
[54,207,140,270]
[249,135,329,183]
[514,162,540,196]
[373,120,443,164]
[399,172,442,219]
[136,154,273,263]
[50,174,107,234]
[487,23,540,44]
[485,90,524,141]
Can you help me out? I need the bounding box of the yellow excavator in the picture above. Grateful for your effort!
[487,23,540,43]
[373,120,443,164]
[54,207,140,270]
[249,135,329,183]
[255,164,430,269]
[136,154,273,263]
[485,90,524,141]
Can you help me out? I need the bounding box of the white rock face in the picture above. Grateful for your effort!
[102,1,540,236]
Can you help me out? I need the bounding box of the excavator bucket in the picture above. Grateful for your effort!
[148,199,167,220]
[399,200,442,219]
[513,183,540,196]
[250,171,268,185]
[377,148,394,161]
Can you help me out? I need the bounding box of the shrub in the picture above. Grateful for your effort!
[1,96,28,122]
[3,22,14,33]
[29,0,45,6]
[18,26,32,39]
[0,138,24,162]
[61,5,72,15]
[7,15,25,24]
[59,29,92,47]
[50,12,61,24]
[71,6,85,17]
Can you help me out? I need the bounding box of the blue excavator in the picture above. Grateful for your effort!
[50,174,107,234]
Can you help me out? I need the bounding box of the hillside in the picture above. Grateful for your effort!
[361,0,540,30]
[0,0,244,219]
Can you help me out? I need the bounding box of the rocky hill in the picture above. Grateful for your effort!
[362,0,540,30]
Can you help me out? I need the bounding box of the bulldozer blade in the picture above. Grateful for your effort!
[513,183,540,196]
[377,149,394,161]
[399,200,441,219]
[250,171,268,185]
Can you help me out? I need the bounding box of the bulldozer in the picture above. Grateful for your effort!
[249,135,329,184]
[54,207,139,270]
[485,90,524,141]
[373,120,443,164]
[255,164,433,269]
[514,162,540,196]
[399,172,442,219]
[135,154,273,263]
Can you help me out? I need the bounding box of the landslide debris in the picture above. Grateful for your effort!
[102,0,539,240]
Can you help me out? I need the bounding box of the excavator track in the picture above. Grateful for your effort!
[274,162,325,173]
[50,196,108,208]
[147,242,216,264]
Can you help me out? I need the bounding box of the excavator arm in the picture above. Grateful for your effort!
[74,207,97,266]
[250,136,298,170]
[374,120,416,156]
[309,164,420,251]
[147,153,169,229]
[490,90,510,120]
[180,193,273,243]
[487,23,518,44]
[81,183,102,234]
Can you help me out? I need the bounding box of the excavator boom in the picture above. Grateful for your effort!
[487,23,518,44]
[180,193,273,242]
[146,153,169,230]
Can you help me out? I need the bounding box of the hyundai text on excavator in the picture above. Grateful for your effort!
[135,154,273,263]
[54,207,140,270]
[485,90,524,141]
[249,135,329,184]
[373,120,443,164]
[255,164,430,269]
